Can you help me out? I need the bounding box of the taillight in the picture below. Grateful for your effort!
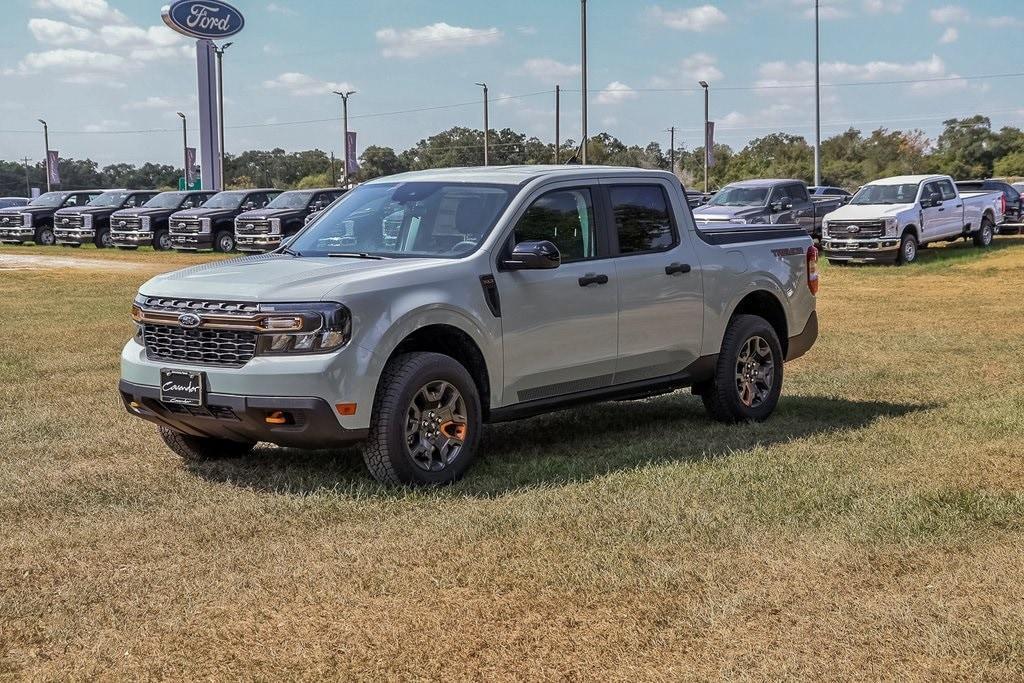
[807,245,819,295]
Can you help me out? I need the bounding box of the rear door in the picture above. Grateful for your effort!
[937,179,964,236]
[604,180,704,383]
[494,184,619,404]
[786,183,816,234]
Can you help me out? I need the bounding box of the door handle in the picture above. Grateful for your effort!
[578,273,609,287]
[665,262,692,275]
[938,207,945,212]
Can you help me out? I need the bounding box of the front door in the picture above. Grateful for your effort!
[495,186,619,405]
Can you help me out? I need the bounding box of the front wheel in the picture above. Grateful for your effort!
[153,229,171,251]
[159,427,255,462]
[213,230,235,253]
[973,217,994,248]
[699,314,784,423]
[363,352,482,486]
[897,232,918,265]
[34,226,55,246]
[94,228,113,249]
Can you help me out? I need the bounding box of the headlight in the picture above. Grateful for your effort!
[821,220,829,237]
[23,213,32,227]
[255,302,351,355]
[141,216,151,230]
[201,217,211,232]
[884,217,898,236]
[83,214,93,228]
[270,218,281,234]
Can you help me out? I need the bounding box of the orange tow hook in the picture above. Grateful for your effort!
[439,422,467,441]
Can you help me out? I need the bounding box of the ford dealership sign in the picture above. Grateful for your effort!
[161,0,245,40]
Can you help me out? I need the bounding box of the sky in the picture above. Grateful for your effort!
[1,0,1023,167]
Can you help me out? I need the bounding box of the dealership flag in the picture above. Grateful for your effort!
[345,131,360,174]
[705,122,716,168]
[185,147,197,185]
[47,150,60,185]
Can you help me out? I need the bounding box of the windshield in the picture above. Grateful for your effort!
[144,192,187,209]
[850,183,920,205]
[28,191,66,207]
[287,182,514,258]
[202,192,246,209]
[88,191,130,207]
[706,186,769,207]
[266,191,314,210]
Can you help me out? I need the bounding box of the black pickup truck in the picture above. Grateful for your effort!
[54,189,160,248]
[234,187,345,252]
[956,179,1022,229]
[169,188,282,252]
[692,179,845,238]
[0,190,105,245]
[110,190,216,250]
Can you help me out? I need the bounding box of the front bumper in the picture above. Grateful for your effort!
[54,228,94,245]
[235,233,281,251]
[119,380,368,448]
[112,230,153,246]
[0,227,33,243]
[169,232,212,250]
[822,237,900,261]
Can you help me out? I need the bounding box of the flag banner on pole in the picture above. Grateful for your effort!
[705,122,716,168]
[47,150,60,185]
[346,131,359,174]
[185,147,197,185]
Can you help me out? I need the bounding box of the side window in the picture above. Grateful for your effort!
[609,185,675,254]
[786,184,809,202]
[264,191,280,205]
[768,187,786,204]
[246,193,266,209]
[939,180,957,201]
[921,182,941,202]
[512,188,597,263]
[179,195,195,209]
[125,194,142,208]
[63,195,78,207]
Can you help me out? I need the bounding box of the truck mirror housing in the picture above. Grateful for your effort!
[925,192,942,208]
[502,240,561,270]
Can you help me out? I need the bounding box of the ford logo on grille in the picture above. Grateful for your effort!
[118,220,126,227]
[61,218,68,225]
[178,222,186,228]
[177,313,203,329]
[246,223,253,229]
[848,225,860,233]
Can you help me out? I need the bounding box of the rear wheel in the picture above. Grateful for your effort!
[973,217,994,248]
[153,229,171,251]
[214,229,235,253]
[897,232,918,265]
[159,427,255,462]
[699,314,784,423]
[34,226,55,246]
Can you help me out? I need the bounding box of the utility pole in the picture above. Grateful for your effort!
[21,157,32,196]
[555,85,561,164]
[176,112,188,186]
[333,89,356,186]
[813,0,821,186]
[330,151,336,186]
[699,81,710,194]
[212,41,232,190]
[580,0,588,164]
[38,119,50,192]
[667,126,676,174]
[475,82,489,166]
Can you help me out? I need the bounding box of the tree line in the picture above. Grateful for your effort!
[2,115,1022,197]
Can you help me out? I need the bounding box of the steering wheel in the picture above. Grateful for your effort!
[448,239,478,254]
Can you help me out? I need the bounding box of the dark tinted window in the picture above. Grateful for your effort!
[785,184,809,202]
[513,188,596,262]
[609,185,675,254]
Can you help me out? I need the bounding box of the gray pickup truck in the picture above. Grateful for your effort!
[692,179,845,238]
[120,166,819,485]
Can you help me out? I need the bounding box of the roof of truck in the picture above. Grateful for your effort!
[868,175,945,184]
[725,178,803,188]
[364,165,676,186]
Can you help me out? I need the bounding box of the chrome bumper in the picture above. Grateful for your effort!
[822,237,900,260]
[235,233,281,251]
[169,232,211,249]
[54,228,94,244]
[112,230,153,244]
[0,227,33,242]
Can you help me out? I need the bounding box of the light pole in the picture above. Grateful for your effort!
[176,112,188,187]
[580,0,588,164]
[699,81,710,194]
[813,0,821,186]
[38,119,50,192]
[21,157,31,196]
[475,82,489,166]
[333,90,356,186]
[667,126,676,174]
[554,84,561,164]
[212,41,232,190]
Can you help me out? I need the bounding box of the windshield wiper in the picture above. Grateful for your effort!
[327,252,388,260]
[279,246,301,257]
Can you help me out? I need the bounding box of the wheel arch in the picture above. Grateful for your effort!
[901,223,919,241]
[726,290,790,357]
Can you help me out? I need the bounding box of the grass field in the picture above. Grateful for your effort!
[2,238,1023,680]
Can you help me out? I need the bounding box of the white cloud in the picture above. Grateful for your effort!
[595,81,638,105]
[864,0,904,14]
[262,72,356,97]
[6,48,125,75]
[98,25,181,49]
[266,3,297,16]
[757,54,948,88]
[32,0,128,25]
[375,23,502,59]
[939,27,958,44]
[520,58,581,82]
[647,4,727,31]
[930,5,968,24]
[28,18,92,45]
[122,96,176,110]
[680,52,722,83]
[83,118,128,132]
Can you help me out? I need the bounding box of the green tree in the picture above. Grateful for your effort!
[932,116,997,179]
[357,145,408,181]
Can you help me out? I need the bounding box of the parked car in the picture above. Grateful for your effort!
[53,189,160,248]
[955,179,1022,229]
[809,186,852,204]
[692,179,845,238]
[821,174,1003,264]
[110,190,216,251]
[684,188,713,209]
[0,190,104,245]
[0,197,29,209]
[234,188,345,252]
[168,188,282,252]
[120,166,819,485]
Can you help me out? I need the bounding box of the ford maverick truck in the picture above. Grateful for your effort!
[168,188,281,252]
[54,189,160,248]
[821,174,1004,264]
[111,190,216,250]
[0,190,104,245]
[120,167,819,485]
[692,179,844,238]
[234,188,345,252]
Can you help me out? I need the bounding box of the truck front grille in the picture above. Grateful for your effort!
[171,219,203,233]
[143,325,257,367]
[827,220,885,238]
[58,214,84,228]
[114,217,142,230]
[236,219,271,234]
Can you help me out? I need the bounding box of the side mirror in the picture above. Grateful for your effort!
[771,198,791,212]
[925,192,942,208]
[502,240,560,270]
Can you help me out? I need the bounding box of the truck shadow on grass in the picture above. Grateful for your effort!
[185,394,930,496]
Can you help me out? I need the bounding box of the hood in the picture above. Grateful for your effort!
[112,206,172,218]
[55,205,117,216]
[171,206,236,219]
[0,206,30,216]
[692,205,767,221]
[236,208,299,221]
[138,253,450,302]
[824,203,914,221]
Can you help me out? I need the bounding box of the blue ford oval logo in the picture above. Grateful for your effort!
[178,312,202,329]
[161,0,245,40]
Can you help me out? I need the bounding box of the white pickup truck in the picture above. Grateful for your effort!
[820,174,1004,265]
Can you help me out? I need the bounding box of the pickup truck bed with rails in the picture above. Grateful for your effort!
[693,178,844,238]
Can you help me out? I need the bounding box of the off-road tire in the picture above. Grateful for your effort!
[363,352,482,486]
[159,426,255,462]
[973,217,994,248]
[897,232,918,265]
[700,314,784,423]
[213,230,235,253]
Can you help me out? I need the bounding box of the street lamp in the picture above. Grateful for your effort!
[332,90,356,187]
[699,80,710,194]
[212,41,233,190]
[176,112,188,187]
[580,0,588,165]
[813,0,821,186]
[38,119,50,192]
[474,82,489,166]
